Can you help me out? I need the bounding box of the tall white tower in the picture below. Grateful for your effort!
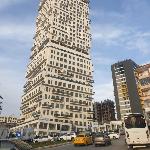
[19,0,94,136]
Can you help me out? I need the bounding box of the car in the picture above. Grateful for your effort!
[73,134,93,146]
[108,132,120,139]
[0,139,32,150]
[94,132,111,146]
[33,135,53,143]
[60,133,76,141]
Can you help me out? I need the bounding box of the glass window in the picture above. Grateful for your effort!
[125,115,146,128]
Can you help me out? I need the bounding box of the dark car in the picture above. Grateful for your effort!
[0,139,32,150]
[94,132,111,146]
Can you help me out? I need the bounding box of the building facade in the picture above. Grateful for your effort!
[0,116,17,128]
[94,99,116,124]
[135,63,150,121]
[111,59,142,120]
[17,0,94,135]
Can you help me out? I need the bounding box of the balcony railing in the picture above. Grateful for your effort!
[52,89,72,97]
[87,109,93,113]
[54,113,72,118]
[42,104,53,109]
[86,97,93,101]
[87,117,93,120]
[70,108,82,112]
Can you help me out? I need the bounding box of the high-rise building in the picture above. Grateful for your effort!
[111,59,142,120]
[93,99,116,124]
[17,0,94,135]
[135,63,150,121]
[0,116,18,128]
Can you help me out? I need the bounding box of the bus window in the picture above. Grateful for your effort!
[125,116,146,128]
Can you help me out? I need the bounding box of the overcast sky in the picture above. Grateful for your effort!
[0,0,150,116]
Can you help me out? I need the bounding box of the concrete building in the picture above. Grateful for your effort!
[0,116,18,128]
[94,100,116,124]
[135,63,150,121]
[91,121,123,132]
[111,59,142,120]
[16,0,94,136]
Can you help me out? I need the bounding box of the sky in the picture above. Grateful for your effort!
[0,0,150,116]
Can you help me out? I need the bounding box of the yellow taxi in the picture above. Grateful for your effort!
[73,134,93,146]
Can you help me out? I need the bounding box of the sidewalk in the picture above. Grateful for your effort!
[33,142,71,150]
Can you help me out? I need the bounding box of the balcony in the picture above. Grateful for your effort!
[32,112,40,118]
[86,78,94,83]
[58,72,74,78]
[26,59,46,78]
[51,96,64,103]
[70,101,80,105]
[86,97,93,101]
[20,104,29,110]
[141,84,150,91]
[54,113,72,118]
[35,97,42,103]
[38,0,46,11]
[70,108,81,112]
[87,117,93,121]
[22,91,42,104]
[42,104,53,109]
[87,109,93,113]
[22,105,37,115]
[80,102,88,106]
[52,89,72,97]
[39,38,49,51]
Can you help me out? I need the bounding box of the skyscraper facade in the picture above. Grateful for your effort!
[135,63,150,121]
[111,59,142,120]
[18,0,94,135]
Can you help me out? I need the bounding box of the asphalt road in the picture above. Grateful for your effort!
[46,136,150,150]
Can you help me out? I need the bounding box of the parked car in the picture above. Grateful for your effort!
[73,134,93,146]
[60,133,76,141]
[0,139,32,150]
[94,132,111,146]
[108,132,120,139]
[33,135,53,143]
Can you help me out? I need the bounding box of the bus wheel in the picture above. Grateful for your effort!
[128,145,133,149]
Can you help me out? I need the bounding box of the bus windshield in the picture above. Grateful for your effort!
[124,115,146,129]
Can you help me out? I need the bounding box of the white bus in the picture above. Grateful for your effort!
[124,113,150,149]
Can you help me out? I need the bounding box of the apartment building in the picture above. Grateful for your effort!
[135,63,150,120]
[0,116,17,128]
[111,59,142,120]
[16,0,94,135]
[93,100,116,124]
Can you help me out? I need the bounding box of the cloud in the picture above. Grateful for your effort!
[93,82,114,102]
[92,24,150,54]
[0,0,22,10]
[92,25,124,43]
[0,23,35,43]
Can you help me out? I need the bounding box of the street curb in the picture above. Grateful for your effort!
[33,142,71,150]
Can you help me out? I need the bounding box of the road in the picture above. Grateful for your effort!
[45,136,150,150]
